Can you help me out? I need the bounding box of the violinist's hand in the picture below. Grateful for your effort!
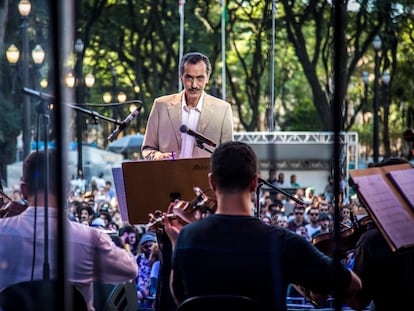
[164,201,184,249]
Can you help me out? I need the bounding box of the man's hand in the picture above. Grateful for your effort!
[155,152,173,160]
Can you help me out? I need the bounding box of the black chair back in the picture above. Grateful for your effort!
[94,282,137,311]
[177,294,260,311]
[0,280,87,311]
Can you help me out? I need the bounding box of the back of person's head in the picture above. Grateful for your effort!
[211,141,258,192]
[23,149,58,196]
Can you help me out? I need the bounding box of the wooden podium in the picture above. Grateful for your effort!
[349,163,414,252]
[121,158,211,224]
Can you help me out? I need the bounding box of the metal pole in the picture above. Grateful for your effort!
[75,46,84,174]
[178,0,185,92]
[221,0,226,101]
[22,15,31,159]
[373,50,380,163]
[269,0,276,131]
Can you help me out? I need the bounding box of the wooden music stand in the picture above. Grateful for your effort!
[121,158,211,224]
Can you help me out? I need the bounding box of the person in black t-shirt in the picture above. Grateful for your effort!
[164,141,361,310]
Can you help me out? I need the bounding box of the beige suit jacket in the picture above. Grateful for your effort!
[142,91,233,160]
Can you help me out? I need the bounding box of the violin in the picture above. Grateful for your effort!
[0,190,28,218]
[147,187,217,231]
[312,209,374,257]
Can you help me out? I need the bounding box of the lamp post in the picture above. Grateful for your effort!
[382,70,391,157]
[20,0,31,159]
[74,38,85,174]
[6,0,46,159]
[111,67,118,120]
[372,35,382,162]
[362,71,369,124]
[362,71,369,160]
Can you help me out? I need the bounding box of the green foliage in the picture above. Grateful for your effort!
[0,92,21,165]
[281,97,323,131]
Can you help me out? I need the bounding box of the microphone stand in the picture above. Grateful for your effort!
[30,95,51,280]
[195,140,213,154]
[256,180,264,218]
[257,178,305,214]
[67,104,121,126]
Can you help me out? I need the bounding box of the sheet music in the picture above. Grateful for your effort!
[111,167,129,222]
[387,169,414,210]
[352,174,414,250]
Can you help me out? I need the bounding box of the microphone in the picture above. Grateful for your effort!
[108,106,141,142]
[22,87,54,101]
[179,124,217,147]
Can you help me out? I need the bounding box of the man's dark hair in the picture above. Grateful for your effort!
[210,141,258,192]
[179,52,211,77]
[23,149,58,195]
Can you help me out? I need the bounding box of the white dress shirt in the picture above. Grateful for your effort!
[180,92,204,158]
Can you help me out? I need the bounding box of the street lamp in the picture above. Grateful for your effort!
[84,73,95,102]
[103,92,112,104]
[372,35,382,162]
[117,92,127,103]
[32,44,45,90]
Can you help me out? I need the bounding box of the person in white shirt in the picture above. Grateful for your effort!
[0,150,138,310]
[142,52,233,160]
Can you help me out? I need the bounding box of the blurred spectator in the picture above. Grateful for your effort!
[74,169,87,195]
[260,215,272,225]
[305,206,321,239]
[289,174,300,188]
[267,169,277,185]
[104,181,116,200]
[112,210,124,230]
[288,205,308,233]
[311,212,331,239]
[276,172,289,187]
[12,189,26,205]
[98,211,112,229]
[149,243,160,298]
[136,234,157,308]
[341,205,353,228]
[323,176,334,203]
[77,204,94,225]
[119,225,140,256]
[276,215,289,228]
[90,217,106,229]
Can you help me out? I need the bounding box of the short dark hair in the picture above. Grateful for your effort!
[23,149,58,195]
[179,52,211,77]
[210,141,258,192]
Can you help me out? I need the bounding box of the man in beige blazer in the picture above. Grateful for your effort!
[142,52,233,160]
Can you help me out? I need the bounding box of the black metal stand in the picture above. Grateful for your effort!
[257,178,304,205]
[195,140,213,154]
[256,180,264,218]
[31,96,51,280]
